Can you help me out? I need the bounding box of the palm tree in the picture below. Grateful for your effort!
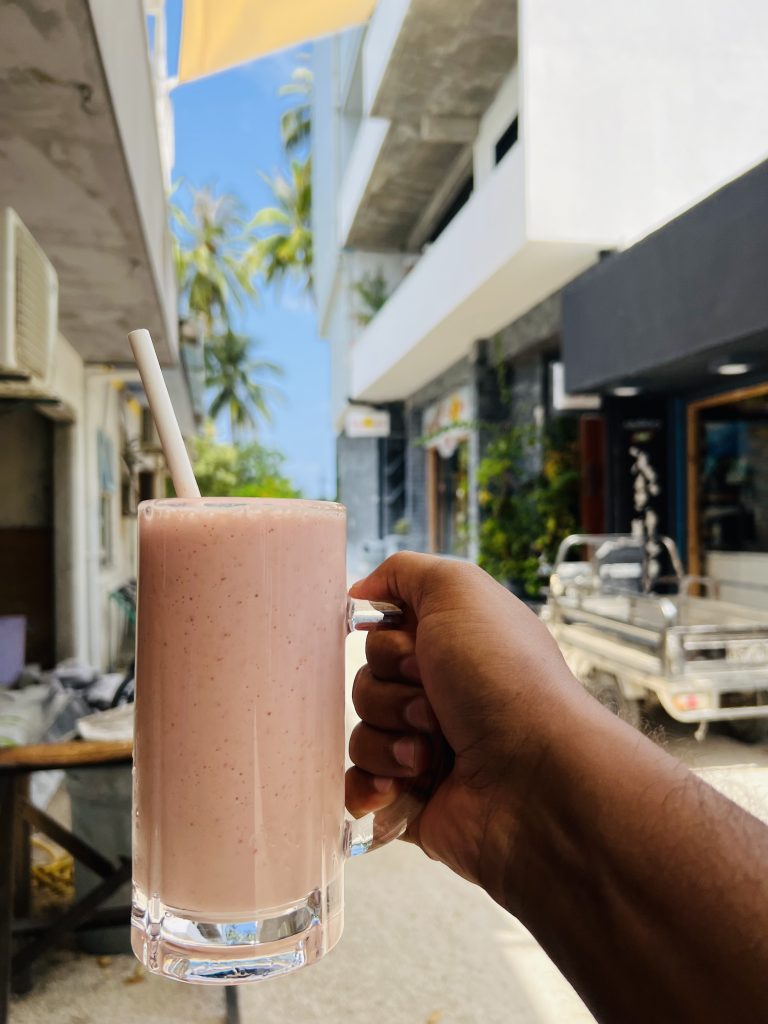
[250,158,313,292]
[172,186,257,339]
[205,330,282,441]
[279,66,312,153]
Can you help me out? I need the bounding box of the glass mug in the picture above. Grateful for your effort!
[131,498,419,983]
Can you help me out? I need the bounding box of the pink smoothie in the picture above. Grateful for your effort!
[132,498,347,920]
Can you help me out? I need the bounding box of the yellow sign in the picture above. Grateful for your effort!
[423,387,472,458]
[345,407,391,438]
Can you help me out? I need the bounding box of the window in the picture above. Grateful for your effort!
[427,174,473,245]
[139,470,155,504]
[699,395,768,552]
[495,117,519,165]
[428,443,470,557]
[97,429,115,566]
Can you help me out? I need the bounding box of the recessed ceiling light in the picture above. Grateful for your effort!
[612,386,640,397]
[716,362,751,376]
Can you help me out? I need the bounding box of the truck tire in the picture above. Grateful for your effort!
[726,718,768,745]
[585,672,641,729]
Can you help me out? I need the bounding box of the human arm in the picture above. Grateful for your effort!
[346,553,768,1023]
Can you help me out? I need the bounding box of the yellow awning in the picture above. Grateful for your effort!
[178,0,377,83]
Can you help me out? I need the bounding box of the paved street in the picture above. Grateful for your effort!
[10,632,594,1024]
[11,633,768,1024]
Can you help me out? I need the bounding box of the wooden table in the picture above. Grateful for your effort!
[0,739,241,1024]
[0,740,133,1024]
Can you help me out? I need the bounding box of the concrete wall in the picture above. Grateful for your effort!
[522,0,768,247]
[473,68,518,186]
[362,0,410,115]
[49,333,88,663]
[1,330,143,669]
[338,433,381,579]
[87,0,178,356]
[83,374,140,670]
[0,333,142,668]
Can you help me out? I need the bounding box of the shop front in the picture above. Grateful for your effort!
[562,158,768,601]
[422,386,472,557]
[688,383,768,606]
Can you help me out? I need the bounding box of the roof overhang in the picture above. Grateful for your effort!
[343,0,517,251]
[562,159,768,394]
[0,0,177,364]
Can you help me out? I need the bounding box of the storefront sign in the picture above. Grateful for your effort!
[344,407,391,438]
[422,387,472,458]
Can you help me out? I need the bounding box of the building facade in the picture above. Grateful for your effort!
[0,0,198,672]
[563,158,768,607]
[313,0,768,578]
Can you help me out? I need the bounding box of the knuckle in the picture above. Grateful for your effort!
[348,721,366,763]
[365,628,388,661]
[351,665,368,714]
[365,628,409,675]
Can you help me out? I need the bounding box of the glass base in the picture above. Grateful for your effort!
[131,883,343,984]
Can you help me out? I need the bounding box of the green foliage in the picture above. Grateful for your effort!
[171,186,257,338]
[204,330,282,440]
[251,158,313,292]
[192,426,300,499]
[279,65,312,153]
[353,271,389,326]
[249,63,313,294]
[477,419,580,596]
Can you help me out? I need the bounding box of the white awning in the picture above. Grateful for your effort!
[178,0,377,83]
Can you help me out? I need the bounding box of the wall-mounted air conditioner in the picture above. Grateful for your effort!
[0,207,58,387]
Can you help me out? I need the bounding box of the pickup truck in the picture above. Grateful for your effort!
[542,534,768,743]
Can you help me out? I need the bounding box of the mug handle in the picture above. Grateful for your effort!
[343,599,428,857]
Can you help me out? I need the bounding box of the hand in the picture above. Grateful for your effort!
[346,552,593,906]
[349,554,768,1023]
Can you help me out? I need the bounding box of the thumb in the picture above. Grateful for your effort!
[348,551,444,620]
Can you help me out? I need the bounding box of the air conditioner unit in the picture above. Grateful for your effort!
[0,207,58,387]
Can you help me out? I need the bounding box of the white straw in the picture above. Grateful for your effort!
[128,329,200,499]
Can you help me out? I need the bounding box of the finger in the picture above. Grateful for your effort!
[348,721,433,777]
[349,551,445,619]
[345,766,400,818]
[352,665,437,732]
[365,629,420,681]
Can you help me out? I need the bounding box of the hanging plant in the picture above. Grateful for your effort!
[477,419,580,596]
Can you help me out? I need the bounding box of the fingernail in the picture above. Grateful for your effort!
[399,655,420,681]
[393,737,416,768]
[372,776,393,793]
[404,697,433,732]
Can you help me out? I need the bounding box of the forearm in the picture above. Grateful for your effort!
[506,701,768,1023]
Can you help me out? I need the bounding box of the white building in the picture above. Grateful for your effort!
[313,0,768,576]
[0,0,198,673]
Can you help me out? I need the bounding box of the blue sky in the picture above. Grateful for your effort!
[165,1,334,498]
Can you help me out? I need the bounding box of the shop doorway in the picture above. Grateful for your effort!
[0,405,55,668]
[427,442,470,557]
[687,382,768,581]
[578,415,606,534]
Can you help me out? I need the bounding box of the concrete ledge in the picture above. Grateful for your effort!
[350,146,595,402]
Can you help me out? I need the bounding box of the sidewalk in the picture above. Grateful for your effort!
[9,633,594,1024]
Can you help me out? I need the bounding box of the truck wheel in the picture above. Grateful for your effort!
[726,719,768,745]
[585,672,641,729]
